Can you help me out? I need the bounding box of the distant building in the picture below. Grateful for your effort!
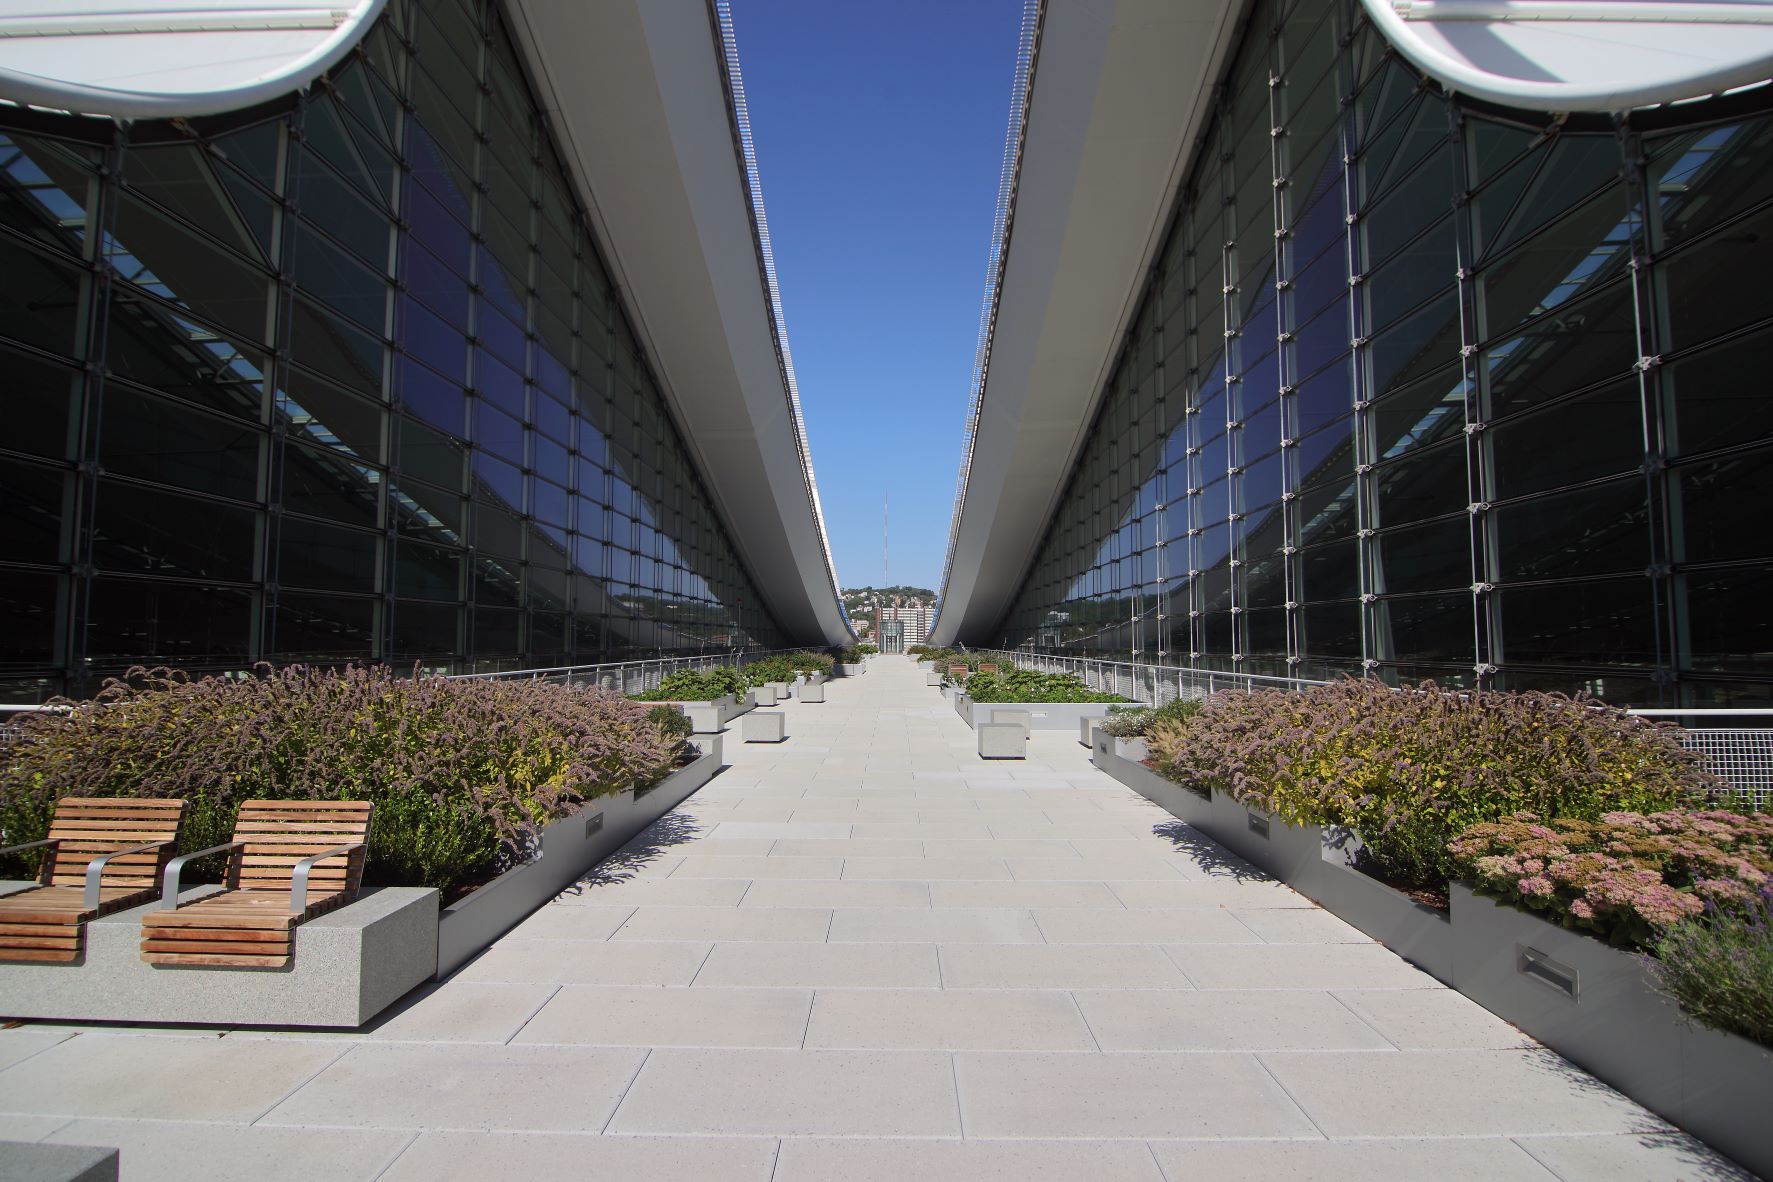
[875,603,934,652]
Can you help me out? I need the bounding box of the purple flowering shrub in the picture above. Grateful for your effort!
[1146,678,1718,893]
[1450,810,1773,948]
[0,665,690,895]
[1652,883,1773,1048]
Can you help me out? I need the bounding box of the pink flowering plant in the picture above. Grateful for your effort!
[1147,678,1720,893]
[1449,809,1773,949]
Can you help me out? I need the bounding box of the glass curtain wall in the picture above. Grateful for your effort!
[0,0,784,702]
[1001,0,1773,707]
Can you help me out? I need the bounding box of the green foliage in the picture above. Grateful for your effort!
[646,705,696,742]
[964,668,1127,704]
[1146,678,1718,893]
[837,644,877,663]
[1098,697,1205,738]
[0,665,690,896]
[631,666,748,703]
[743,656,796,687]
[1654,883,1773,1048]
[789,650,836,676]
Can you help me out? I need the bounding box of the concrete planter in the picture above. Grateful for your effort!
[1450,882,1773,1176]
[837,663,866,676]
[649,693,752,734]
[1308,834,1455,984]
[955,695,1119,731]
[1202,793,1322,888]
[1115,736,1149,762]
[1092,731,1212,827]
[436,737,722,979]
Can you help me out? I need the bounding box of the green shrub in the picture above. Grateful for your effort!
[964,668,1126,704]
[1146,678,1717,894]
[1099,697,1204,738]
[1450,809,1773,948]
[1654,883,1773,1049]
[837,644,877,663]
[631,666,747,702]
[788,650,836,676]
[0,664,689,897]
[743,656,796,687]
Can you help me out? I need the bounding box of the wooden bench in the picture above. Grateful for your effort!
[140,800,372,969]
[948,664,969,677]
[978,663,1000,674]
[0,798,188,963]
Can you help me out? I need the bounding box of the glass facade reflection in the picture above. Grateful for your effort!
[1000,0,1773,706]
[0,0,784,701]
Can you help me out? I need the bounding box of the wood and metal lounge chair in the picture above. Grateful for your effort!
[948,664,969,678]
[0,798,188,963]
[978,663,1000,674]
[140,800,373,969]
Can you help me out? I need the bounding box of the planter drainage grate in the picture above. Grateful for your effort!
[1247,811,1270,839]
[1518,944,1579,1001]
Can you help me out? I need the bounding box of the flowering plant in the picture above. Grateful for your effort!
[1653,882,1773,1048]
[1451,810,1773,948]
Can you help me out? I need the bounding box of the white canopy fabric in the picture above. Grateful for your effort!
[0,1,386,118]
[1362,0,1773,111]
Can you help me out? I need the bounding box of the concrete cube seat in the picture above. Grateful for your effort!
[798,681,826,703]
[743,710,787,743]
[752,684,779,706]
[977,722,1027,760]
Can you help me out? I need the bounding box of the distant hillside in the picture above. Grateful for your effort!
[842,585,936,606]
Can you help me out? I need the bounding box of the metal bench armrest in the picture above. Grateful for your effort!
[84,840,176,910]
[0,837,58,884]
[290,843,363,915]
[159,841,246,909]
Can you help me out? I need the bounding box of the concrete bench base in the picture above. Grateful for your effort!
[0,885,438,1028]
[0,1142,118,1181]
[744,710,787,743]
[977,722,1027,759]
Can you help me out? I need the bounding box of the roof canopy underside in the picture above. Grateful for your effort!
[933,0,1773,648]
[0,0,850,647]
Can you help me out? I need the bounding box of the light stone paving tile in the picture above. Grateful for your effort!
[789,810,922,824]
[605,855,683,878]
[262,1042,648,1132]
[552,878,750,908]
[513,985,812,1048]
[939,943,1190,989]
[44,1119,412,1182]
[379,1132,780,1182]
[508,905,636,940]
[1169,943,1441,990]
[1229,907,1369,943]
[768,838,923,858]
[365,981,558,1043]
[0,1034,345,1121]
[0,1115,71,1141]
[0,1028,74,1072]
[694,941,940,988]
[826,907,1043,944]
[1331,988,1538,1050]
[985,820,1142,838]
[654,837,779,856]
[1030,907,1265,944]
[840,857,1012,881]
[928,880,1122,909]
[772,1138,1166,1182]
[1066,838,1171,858]
[669,855,843,880]
[803,988,1095,1051]
[739,880,931,909]
[849,821,995,839]
[1260,1048,1669,1137]
[920,838,1080,859]
[607,1048,959,1137]
[1073,988,1395,1051]
[706,822,854,839]
[955,1051,1317,1139]
[1109,879,1312,909]
[1007,857,1189,881]
[454,938,711,986]
[1150,1137,1559,1181]
[1513,1132,1758,1181]
[612,905,832,943]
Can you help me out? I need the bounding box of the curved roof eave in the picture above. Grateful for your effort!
[0,1,387,118]
[1361,0,1773,113]
[931,0,1244,648]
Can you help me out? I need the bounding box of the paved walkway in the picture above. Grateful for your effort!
[0,658,1748,1180]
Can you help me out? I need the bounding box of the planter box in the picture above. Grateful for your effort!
[1092,731,1213,827]
[837,663,866,676]
[0,885,439,1028]
[1307,835,1455,985]
[436,737,722,979]
[1116,736,1149,762]
[650,693,752,734]
[1681,1023,1773,1180]
[743,711,786,743]
[955,696,1118,731]
[1203,793,1322,888]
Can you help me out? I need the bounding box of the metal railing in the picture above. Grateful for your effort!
[966,649,1773,808]
[448,648,796,698]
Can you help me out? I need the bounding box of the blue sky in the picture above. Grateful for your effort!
[730,0,1025,594]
